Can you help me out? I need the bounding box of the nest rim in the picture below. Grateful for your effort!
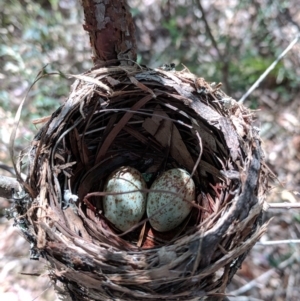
[16,65,270,300]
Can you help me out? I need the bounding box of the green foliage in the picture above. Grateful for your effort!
[133,0,300,106]
[293,214,300,224]
[0,0,93,158]
[268,250,294,268]
[0,0,90,132]
[1,0,299,128]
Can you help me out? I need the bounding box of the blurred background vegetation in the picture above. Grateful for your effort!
[0,0,300,300]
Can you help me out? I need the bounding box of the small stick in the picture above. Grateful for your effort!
[229,253,296,296]
[267,202,300,209]
[238,33,300,104]
[257,239,300,246]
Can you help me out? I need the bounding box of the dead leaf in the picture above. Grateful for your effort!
[32,115,51,125]
[129,76,156,98]
[105,76,120,86]
[142,106,195,172]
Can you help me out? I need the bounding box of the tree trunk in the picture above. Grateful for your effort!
[81,0,137,66]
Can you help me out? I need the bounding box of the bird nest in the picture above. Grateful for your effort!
[16,65,270,300]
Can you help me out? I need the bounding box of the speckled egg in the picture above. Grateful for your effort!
[147,168,195,232]
[103,166,147,232]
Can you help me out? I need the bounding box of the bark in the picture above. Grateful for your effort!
[81,0,137,66]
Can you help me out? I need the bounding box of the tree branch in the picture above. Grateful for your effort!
[195,0,223,59]
[194,0,231,93]
[81,0,137,66]
[0,175,21,199]
[238,33,300,104]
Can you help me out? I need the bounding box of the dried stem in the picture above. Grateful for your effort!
[257,239,300,245]
[238,33,300,104]
[267,202,300,209]
[194,0,231,93]
[195,0,223,59]
[230,253,296,296]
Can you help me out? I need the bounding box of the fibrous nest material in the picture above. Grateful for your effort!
[15,65,270,300]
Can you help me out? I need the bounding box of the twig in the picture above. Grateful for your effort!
[229,253,296,296]
[193,0,231,93]
[257,239,300,246]
[228,297,264,301]
[238,33,300,104]
[194,0,223,59]
[9,67,61,198]
[267,202,300,209]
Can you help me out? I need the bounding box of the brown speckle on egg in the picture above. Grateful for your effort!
[147,168,195,232]
[103,166,147,232]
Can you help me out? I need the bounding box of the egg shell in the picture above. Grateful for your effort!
[103,166,147,232]
[147,168,195,232]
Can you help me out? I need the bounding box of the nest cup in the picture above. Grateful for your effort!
[20,65,270,300]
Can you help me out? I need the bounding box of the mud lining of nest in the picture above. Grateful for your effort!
[20,65,270,300]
